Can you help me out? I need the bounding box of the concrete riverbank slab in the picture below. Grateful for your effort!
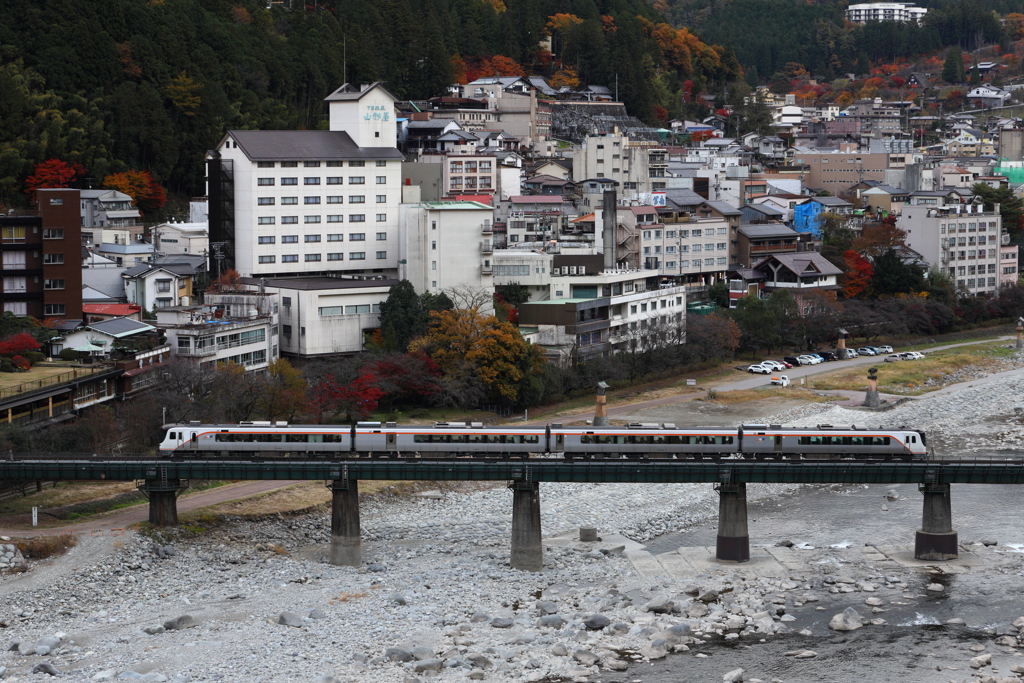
[764,546,811,571]
[675,547,789,578]
[875,545,984,571]
[655,550,697,576]
[626,550,670,579]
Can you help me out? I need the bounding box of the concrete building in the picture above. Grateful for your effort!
[79,189,143,248]
[398,200,494,305]
[206,82,405,281]
[158,290,279,373]
[845,2,927,23]
[1000,244,1019,287]
[898,191,1006,296]
[572,134,668,201]
[517,268,686,362]
[153,221,209,256]
[0,188,83,321]
[790,150,899,195]
[735,224,801,268]
[497,196,579,247]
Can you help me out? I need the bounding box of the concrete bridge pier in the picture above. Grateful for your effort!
[329,479,361,567]
[915,483,958,560]
[510,481,542,571]
[716,482,750,563]
[139,479,185,527]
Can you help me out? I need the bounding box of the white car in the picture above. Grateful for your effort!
[901,351,925,360]
[797,355,822,365]
[883,354,902,362]
[876,345,894,354]
[857,347,878,356]
[747,363,772,374]
[762,360,786,371]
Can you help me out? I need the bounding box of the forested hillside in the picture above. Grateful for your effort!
[0,0,737,207]
[663,0,1005,83]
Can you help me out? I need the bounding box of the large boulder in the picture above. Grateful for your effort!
[828,607,864,632]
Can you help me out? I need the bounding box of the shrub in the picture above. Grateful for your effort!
[0,359,14,373]
[10,356,30,371]
[24,351,45,364]
[58,349,78,361]
[15,534,77,559]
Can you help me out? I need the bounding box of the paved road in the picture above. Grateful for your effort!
[0,335,1011,536]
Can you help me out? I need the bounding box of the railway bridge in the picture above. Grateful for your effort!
[3,457,1022,571]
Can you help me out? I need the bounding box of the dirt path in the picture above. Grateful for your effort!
[0,480,293,537]
[0,535,119,595]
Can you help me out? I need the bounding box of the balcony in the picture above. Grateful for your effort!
[1002,232,1011,245]
[481,242,493,255]
[481,263,492,274]
[174,346,218,357]
[749,243,797,254]
[482,221,493,235]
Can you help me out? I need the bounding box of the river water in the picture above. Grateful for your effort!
[618,481,1024,683]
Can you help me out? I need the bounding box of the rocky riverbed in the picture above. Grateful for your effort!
[3,358,1024,683]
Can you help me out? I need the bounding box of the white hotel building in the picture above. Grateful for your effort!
[845,2,927,23]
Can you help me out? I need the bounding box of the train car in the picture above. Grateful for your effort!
[739,424,927,460]
[160,421,354,457]
[558,423,741,459]
[382,422,548,458]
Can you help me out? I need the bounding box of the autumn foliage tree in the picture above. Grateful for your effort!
[0,332,40,356]
[842,250,875,299]
[23,159,86,201]
[102,170,167,215]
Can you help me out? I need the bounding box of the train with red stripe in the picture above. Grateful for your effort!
[159,421,929,461]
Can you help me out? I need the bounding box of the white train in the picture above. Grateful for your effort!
[159,421,929,461]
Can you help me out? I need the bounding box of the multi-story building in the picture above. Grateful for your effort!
[80,189,143,248]
[157,290,279,373]
[398,200,494,305]
[735,224,801,268]
[572,134,668,201]
[497,196,578,247]
[846,2,927,23]
[517,267,686,361]
[0,188,83,321]
[122,263,196,311]
[459,77,551,147]
[898,191,1006,296]
[653,200,741,285]
[1000,244,1019,287]
[153,221,209,256]
[206,82,405,280]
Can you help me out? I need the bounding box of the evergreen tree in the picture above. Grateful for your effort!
[856,52,871,78]
[969,62,981,86]
[942,46,966,83]
[872,248,926,297]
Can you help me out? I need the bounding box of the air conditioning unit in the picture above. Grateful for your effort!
[552,267,561,275]
[578,266,586,275]
[569,266,577,275]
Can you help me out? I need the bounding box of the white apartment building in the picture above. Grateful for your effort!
[517,268,686,361]
[572,134,668,202]
[459,77,551,147]
[153,221,209,256]
[846,2,927,23]
[80,189,142,248]
[898,191,1006,296]
[398,200,494,307]
[157,290,279,373]
[206,82,405,280]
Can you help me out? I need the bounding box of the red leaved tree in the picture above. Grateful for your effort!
[102,170,167,215]
[0,333,41,356]
[24,159,87,201]
[842,250,874,299]
[310,372,386,422]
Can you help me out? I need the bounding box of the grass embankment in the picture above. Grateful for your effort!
[807,342,1017,395]
[698,386,833,405]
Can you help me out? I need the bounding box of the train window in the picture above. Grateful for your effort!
[324,434,344,443]
[256,434,282,442]
[309,434,323,443]
[524,435,538,444]
[286,434,308,443]
[580,435,593,444]
[666,435,681,445]
[873,436,890,445]
[723,436,734,444]
[414,435,428,443]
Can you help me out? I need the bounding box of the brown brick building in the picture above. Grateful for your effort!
[0,188,83,321]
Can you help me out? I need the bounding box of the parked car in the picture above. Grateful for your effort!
[773,359,794,369]
[883,354,902,362]
[838,348,859,359]
[876,345,894,354]
[761,360,786,371]
[797,354,822,365]
[783,356,803,367]
[857,347,878,356]
[808,353,825,362]
[818,351,838,361]
[901,351,925,360]
[770,374,790,387]
[747,363,772,374]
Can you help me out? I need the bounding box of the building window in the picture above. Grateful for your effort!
[258,197,275,205]
[305,254,321,262]
[281,197,298,205]
[350,252,366,260]
[432,261,437,270]
[283,324,292,335]
[350,195,365,204]
[259,255,276,263]
[376,232,387,240]
[258,161,275,168]
[304,161,320,167]
[350,214,365,223]
[376,176,386,184]
[156,279,172,292]
[282,216,298,224]
[282,235,299,243]
[258,236,276,244]
[376,194,386,203]
[43,253,64,264]
[282,255,298,263]
[376,251,387,259]
[305,235,321,243]
[281,161,297,168]
[349,233,365,241]
[43,229,64,239]
[349,176,365,185]
[258,217,275,225]
[43,279,64,290]
[328,253,343,261]
[44,304,65,316]
[304,177,320,185]
[304,196,321,204]
[304,216,321,224]
[327,161,344,167]
[281,177,298,185]
[327,196,343,204]
[258,178,275,186]
[328,234,343,241]
[327,177,343,185]
[350,161,365,168]
[376,160,387,167]
[376,213,386,222]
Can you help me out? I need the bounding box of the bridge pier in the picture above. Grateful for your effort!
[716,482,750,563]
[139,479,185,527]
[510,481,542,571]
[329,479,361,567]
[915,483,958,560]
